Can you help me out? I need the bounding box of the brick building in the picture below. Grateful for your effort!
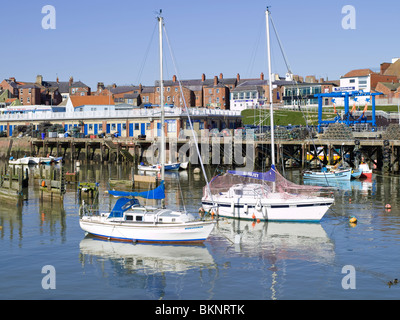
[18,84,41,105]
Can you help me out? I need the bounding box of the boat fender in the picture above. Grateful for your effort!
[255,199,262,211]
[41,180,45,187]
[244,204,248,214]
[230,200,235,213]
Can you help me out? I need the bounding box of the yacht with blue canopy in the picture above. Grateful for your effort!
[80,181,215,243]
[79,12,215,243]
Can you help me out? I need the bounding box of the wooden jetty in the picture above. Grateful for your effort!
[26,124,400,174]
[0,165,29,199]
[38,164,66,200]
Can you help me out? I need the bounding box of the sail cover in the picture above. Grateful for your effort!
[227,169,275,182]
[108,180,165,199]
[204,169,331,200]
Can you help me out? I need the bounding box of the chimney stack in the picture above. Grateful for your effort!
[201,73,206,82]
[69,76,73,86]
[236,73,240,82]
[219,73,223,80]
[214,76,218,86]
[172,75,177,82]
[97,82,105,92]
[260,72,264,80]
[36,74,43,85]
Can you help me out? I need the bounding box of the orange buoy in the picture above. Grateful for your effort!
[256,219,261,223]
[41,180,45,187]
[252,214,256,220]
[349,216,357,224]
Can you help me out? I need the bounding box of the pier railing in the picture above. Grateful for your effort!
[0,107,241,121]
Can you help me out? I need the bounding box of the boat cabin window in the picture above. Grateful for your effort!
[136,216,143,222]
[126,215,133,221]
[234,189,243,196]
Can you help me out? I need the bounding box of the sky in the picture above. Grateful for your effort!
[2,0,400,90]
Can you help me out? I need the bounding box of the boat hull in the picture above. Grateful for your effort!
[351,168,362,179]
[138,162,180,172]
[202,196,334,222]
[79,218,215,243]
[303,169,352,181]
[9,157,35,165]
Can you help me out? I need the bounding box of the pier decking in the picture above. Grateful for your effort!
[24,130,400,173]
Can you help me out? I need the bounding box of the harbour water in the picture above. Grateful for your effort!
[1,162,400,300]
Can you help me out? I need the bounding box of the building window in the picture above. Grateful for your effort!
[167,120,176,132]
[135,123,139,130]
[349,79,355,83]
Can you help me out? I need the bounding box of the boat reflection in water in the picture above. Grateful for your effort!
[216,219,335,265]
[79,236,217,299]
[79,236,215,274]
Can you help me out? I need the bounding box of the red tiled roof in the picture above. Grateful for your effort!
[70,95,114,107]
[342,68,376,78]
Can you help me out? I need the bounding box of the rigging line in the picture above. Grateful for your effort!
[163,24,215,206]
[246,14,264,78]
[269,14,292,74]
[136,21,158,85]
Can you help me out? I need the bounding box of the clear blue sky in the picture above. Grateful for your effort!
[2,0,399,90]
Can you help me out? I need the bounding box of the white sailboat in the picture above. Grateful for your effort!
[138,162,180,172]
[79,11,215,243]
[201,7,334,222]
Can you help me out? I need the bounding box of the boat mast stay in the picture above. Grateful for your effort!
[158,10,165,183]
[266,7,275,169]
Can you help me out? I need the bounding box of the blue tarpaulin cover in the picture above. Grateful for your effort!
[109,198,140,218]
[108,180,165,200]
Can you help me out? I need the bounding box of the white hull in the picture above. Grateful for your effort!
[80,216,215,243]
[9,157,35,165]
[138,162,180,172]
[202,194,334,222]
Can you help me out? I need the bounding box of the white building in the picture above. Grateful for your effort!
[230,80,267,112]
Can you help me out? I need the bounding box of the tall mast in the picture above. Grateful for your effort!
[266,7,275,168]
[158,10,165,181]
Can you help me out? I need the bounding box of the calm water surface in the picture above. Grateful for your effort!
[1,163,400,300]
